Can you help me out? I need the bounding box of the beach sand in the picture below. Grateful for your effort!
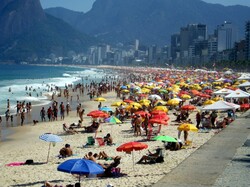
[0,89,216,187]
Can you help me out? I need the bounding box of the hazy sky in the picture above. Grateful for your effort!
[40,0,250,12]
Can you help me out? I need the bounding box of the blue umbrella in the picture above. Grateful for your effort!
[39,133,63,163]
[58,159,104,182]
[99,106,113,112]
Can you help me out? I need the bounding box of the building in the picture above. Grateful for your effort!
[180,24,207,57]
[245,21,250,60]
[216,21,238,52]
[170,34,180,59]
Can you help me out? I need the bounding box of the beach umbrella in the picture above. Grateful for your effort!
[39,133,62,163]
[180,94,191,99]
[177,123,198,132]
[240,103,250,110]
[203,100,215,105]
[130,102,142,108]
[87,110,108,118]
[151,114,170,121]
[153,106,168,113]
[107,116,122,124]
[120,85,127,90]
[116,141,148,171]
[167,99,180,106]
[134,110,151,118]
[181,105,196,111]
[123,99,134,103]
[152,135,177,142]
[111,101,126,107]
[150,110,166,115]
[57,158,104,183]
[148,118,168,125]
[99,106,113,112]
[148,94,162,100]
[94,97,106,102]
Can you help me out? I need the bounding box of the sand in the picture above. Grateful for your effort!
[0,88,217,187]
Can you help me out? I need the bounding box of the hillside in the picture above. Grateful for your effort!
[45,0,250,45]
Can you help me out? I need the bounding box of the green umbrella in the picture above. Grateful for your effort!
[153,135,177,142]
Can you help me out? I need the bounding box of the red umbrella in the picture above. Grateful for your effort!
[198,93,211,98]
[150,110,166,115]
[204,89,213,94]
[87,110,104,116]
[87,110,108,118]
[148,118,168,125]
[123,99,134,103]
[116,141,148,171]
[181,105,196,111]
[240,103,250,110]
[116,141,148,152]
[151,114,170,121]
[134,110,151,118]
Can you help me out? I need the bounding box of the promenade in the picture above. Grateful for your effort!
[153,111,250,187]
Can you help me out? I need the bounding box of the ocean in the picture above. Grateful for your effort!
[0,64,111,116]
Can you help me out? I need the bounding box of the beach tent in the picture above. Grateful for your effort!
[225,89,250,99]
[202,100,240,111]
[213,88,234,95]
[237,74,250,80]
[238,81,250,87]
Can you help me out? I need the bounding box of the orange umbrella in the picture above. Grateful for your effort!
[150,110,166,115]
[116,141,148,171]
[134,111,151,118]
[181,105,196,111]
[148,118,168,125]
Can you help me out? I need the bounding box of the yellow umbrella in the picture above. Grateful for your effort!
[180,94,191,99]
[177,123,198,132]
[141,88,151,93]
[121,89,130,93]
[130,102,142,108]
[111,101,126,107]
[126,105,139,111]
[153,106,168,113]
[167,98,180,106]
[155,100,167,106]
[212,97,223,101]
[214,86,222,89]
[94,97,106,102]
[203,100,215,105]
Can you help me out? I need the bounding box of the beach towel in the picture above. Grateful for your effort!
[6,162,25,167]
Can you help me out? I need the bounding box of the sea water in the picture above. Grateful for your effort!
[0,64,110,116]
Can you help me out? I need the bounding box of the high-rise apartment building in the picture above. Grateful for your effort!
[180,24,207,57]
[216,21,238,52]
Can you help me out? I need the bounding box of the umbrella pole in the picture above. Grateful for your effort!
[132,151,135,172]
[47,142,51,163]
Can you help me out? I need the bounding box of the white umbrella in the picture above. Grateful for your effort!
[148,94,162,100]
[39,133,63,163]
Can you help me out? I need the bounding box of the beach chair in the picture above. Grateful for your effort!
[87,136,95,145]
[95,137,105,146]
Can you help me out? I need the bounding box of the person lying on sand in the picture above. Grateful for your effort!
[44,181,80,187]
[98,156,122,177]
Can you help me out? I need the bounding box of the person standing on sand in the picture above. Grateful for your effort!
[20,110,25,126]
[66,102,70,116]
[59,102,65,120]
[40,107,46,122]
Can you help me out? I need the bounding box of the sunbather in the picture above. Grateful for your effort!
[98,156,122,177]
[83,121,100,133]
[137,147,164,164]
[63,123,78,134]
[84,152,98,162]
